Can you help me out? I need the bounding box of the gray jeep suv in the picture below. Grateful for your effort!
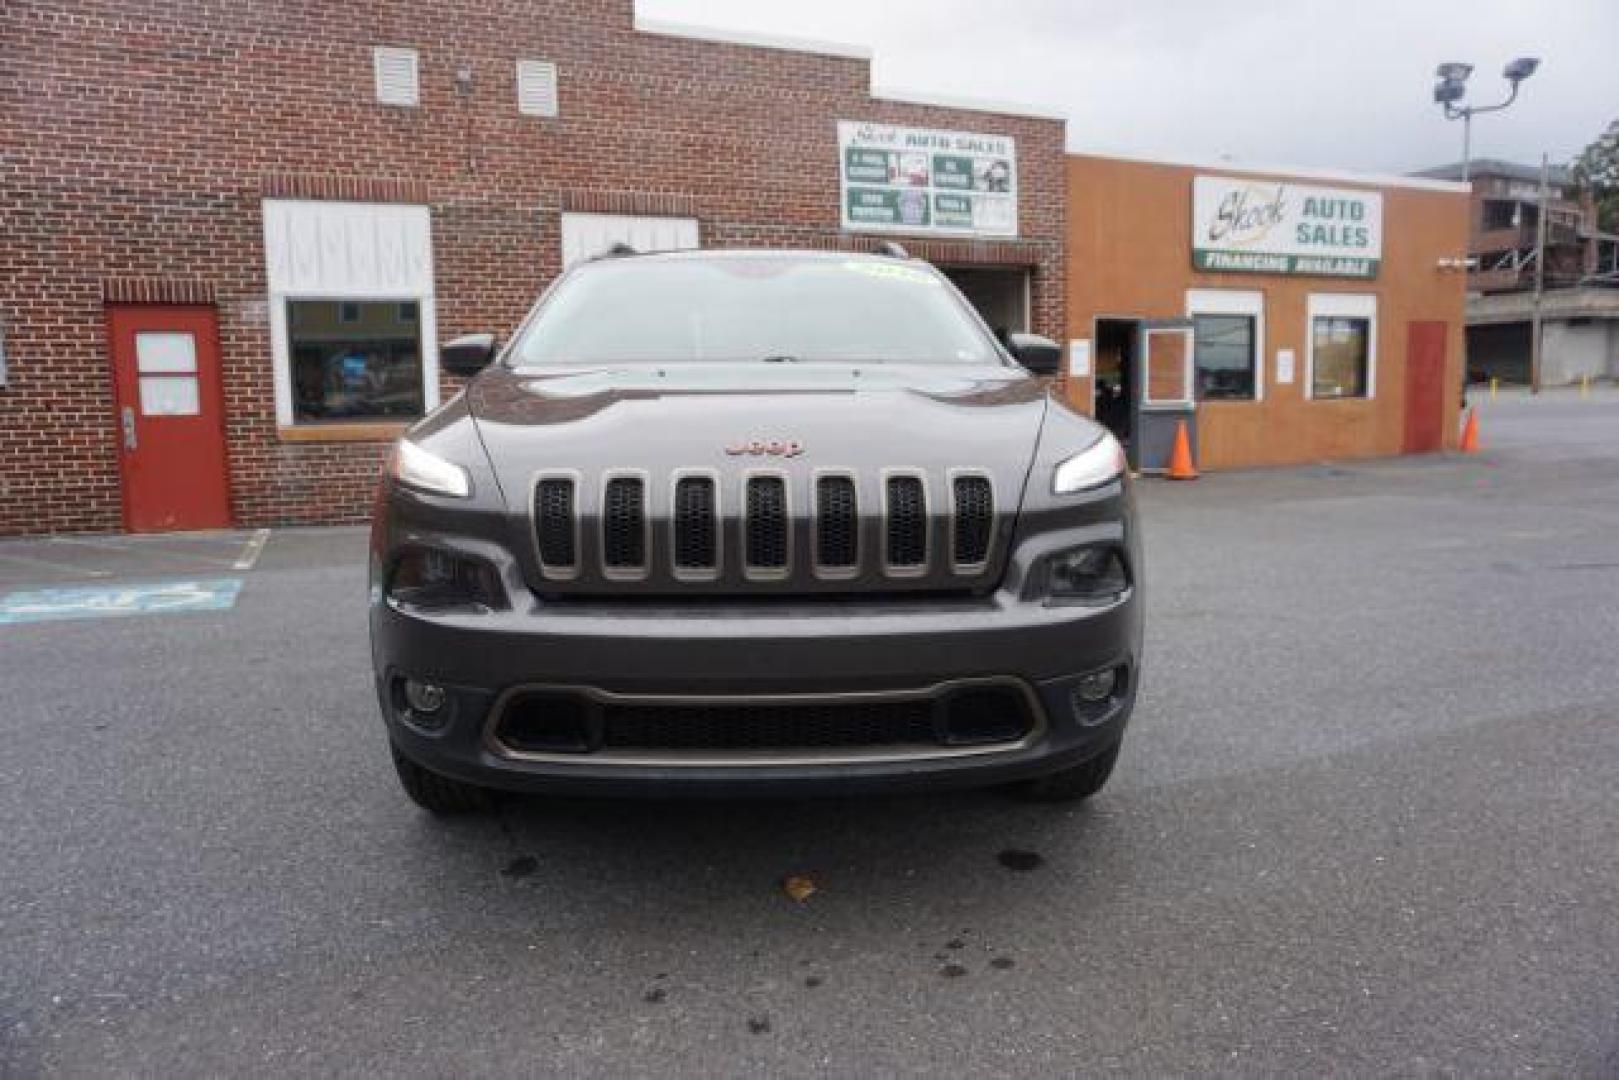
[369,248,1141,812]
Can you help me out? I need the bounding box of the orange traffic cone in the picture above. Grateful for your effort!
[1165,419,1199,480]
[1459,407,1480,453]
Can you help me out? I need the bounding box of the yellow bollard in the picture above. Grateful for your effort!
[1581,374,1590,398]
[1489,377,1498,401]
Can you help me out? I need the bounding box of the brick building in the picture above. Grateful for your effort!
[1,1,1066,535]
[1416,159,1619,386]
[1065,155,1470,471]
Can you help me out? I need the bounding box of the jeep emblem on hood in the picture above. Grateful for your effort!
[725,439,805,458]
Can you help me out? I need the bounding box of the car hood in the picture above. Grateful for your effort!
[467,363,1048,502]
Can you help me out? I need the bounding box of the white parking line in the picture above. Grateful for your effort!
[233,529,272,570]
[48,535,242,569]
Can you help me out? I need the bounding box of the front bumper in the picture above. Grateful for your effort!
[370,583,1142,797]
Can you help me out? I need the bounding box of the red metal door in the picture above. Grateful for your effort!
[1403,320,1448,455]
[106,304,232,532]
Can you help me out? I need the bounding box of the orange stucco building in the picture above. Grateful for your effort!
[1064,154,1471,471]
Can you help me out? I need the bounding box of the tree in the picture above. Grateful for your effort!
[1571,119,1619,233]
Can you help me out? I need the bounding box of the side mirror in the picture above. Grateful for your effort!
[440,333,497,377]
[1007,333,1063,376]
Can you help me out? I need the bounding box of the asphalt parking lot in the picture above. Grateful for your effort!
[2,391,1617,1077]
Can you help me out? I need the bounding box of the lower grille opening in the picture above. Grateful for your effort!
[940,686,1034,746]
[491,683,1038,757]
[601,699,938,752]
[498,692,594,753]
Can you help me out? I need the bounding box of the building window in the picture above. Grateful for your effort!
[373,47,420,107]
[1306,293,1377,400]
[286,300,424,423]
[263,199,438,430]
[1311,317,1370,399]
[1192,314,1257,400]
[1185,289,1263,402]
[1481,199,1518,231]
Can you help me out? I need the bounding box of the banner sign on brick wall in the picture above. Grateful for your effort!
[1192,175,1382,279]
[838,121,1018,238]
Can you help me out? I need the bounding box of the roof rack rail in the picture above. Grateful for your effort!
[873,240,910,259]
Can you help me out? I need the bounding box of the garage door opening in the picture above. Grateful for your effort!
[1466,322,1531,385]
[941,267,1030,344]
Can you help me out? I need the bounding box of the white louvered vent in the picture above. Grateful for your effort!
[373,47,420,107]
[516,59,559,117]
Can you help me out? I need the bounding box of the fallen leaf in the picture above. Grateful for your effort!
[781,875,817,903]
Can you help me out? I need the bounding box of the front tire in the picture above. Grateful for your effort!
[1012,741,1121,803]
[390,744,496,814]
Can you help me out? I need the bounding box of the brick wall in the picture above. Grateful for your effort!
[0,0,1066,535]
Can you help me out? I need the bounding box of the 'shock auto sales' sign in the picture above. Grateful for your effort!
[1192,175,1382,279]
[839,121,1018,238]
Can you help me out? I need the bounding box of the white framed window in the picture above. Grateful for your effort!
[560,213,699,268]
[1185,289,1264,402]
[516,59,559,118]
[262,200,439,427]
[373,47,420,107]
[1140,326,1196,408]
[1306,293,1378,400]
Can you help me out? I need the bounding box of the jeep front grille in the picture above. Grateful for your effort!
[673,475,718,572]
[602,475,646,573]
[884,474,927,571]
[744,476,789,573]
[952,475,994,568]
[814,474,859,572]
[528,470,998,589]
[535,477,577,573]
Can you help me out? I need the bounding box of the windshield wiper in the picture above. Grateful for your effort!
[757,354,801,364]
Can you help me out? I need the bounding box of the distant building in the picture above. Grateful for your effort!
[1416,159,1619,386]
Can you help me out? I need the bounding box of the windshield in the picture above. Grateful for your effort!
[509,256,1003,366]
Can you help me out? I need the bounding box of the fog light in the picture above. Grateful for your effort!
[1074,669,1116,704]
[404,680,446,715]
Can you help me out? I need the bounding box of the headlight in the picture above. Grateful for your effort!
[391,439,471,498]
[1053,432,1125,495]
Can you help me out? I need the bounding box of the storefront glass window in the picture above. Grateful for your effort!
[1192,314,1256,400]
[287,300,424,422]
[1311,316,1370,399]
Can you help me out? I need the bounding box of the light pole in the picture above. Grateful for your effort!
[1433,57,1541,183]
[1444,55,1541,401]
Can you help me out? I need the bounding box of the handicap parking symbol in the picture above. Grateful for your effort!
[0,578,244,626]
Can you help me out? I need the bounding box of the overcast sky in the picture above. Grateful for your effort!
[638,0,1617,174]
